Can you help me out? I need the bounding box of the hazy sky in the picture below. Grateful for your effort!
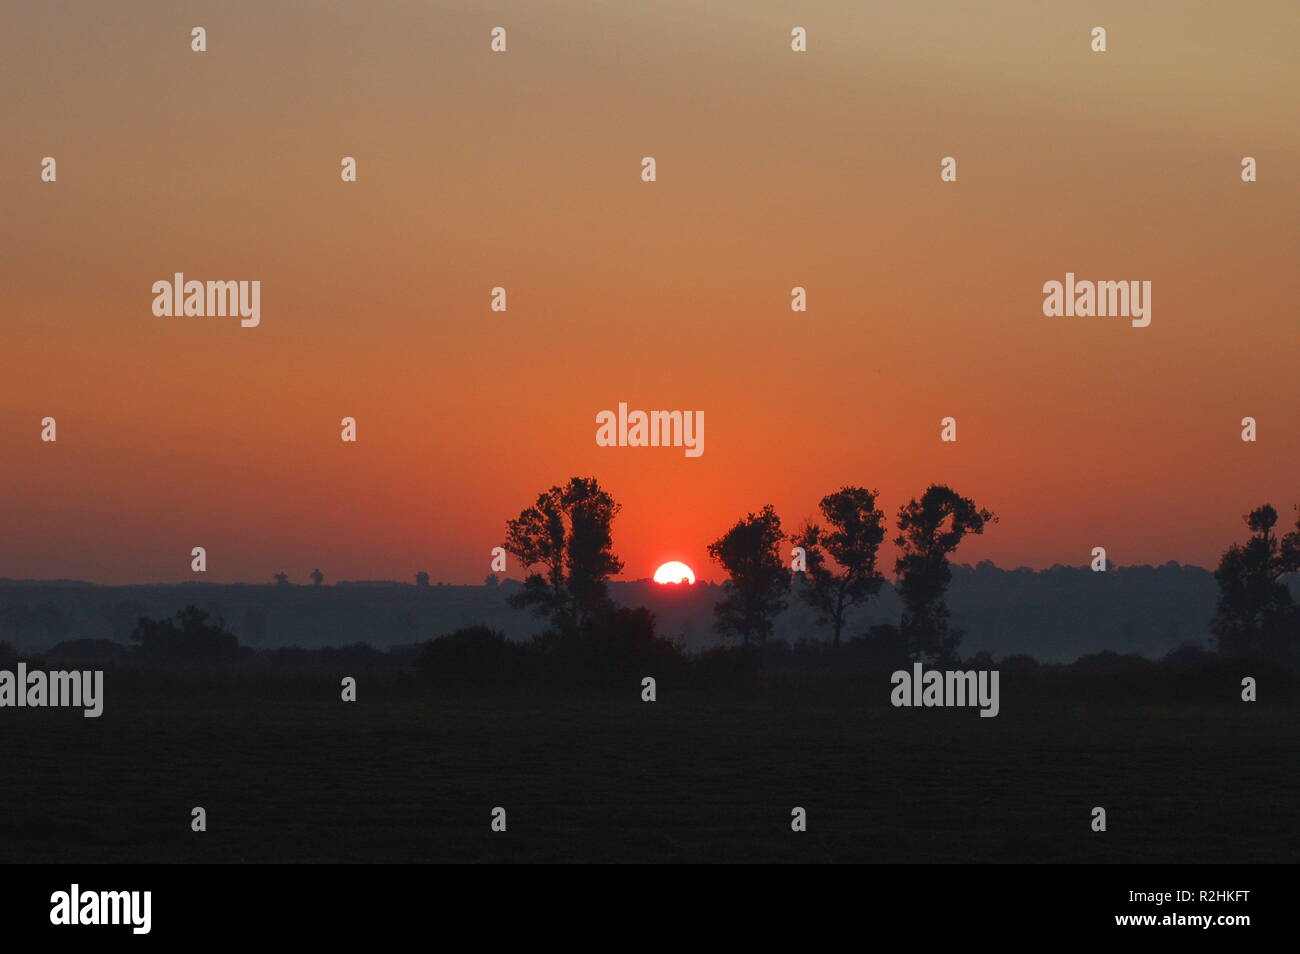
[3,1,1297,584]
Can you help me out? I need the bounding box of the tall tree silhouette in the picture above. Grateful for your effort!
[792,487,887,646]
[1211,503,1300,660]
[708,505,791,646]
[893,485,996,665]
[503,476,623,633]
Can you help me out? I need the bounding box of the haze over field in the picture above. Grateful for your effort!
[5,560,1279,662]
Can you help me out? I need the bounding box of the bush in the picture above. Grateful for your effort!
[1162,641,1211,665]
[1000,653,1040,671]
[533,607,686,688]
[417,625,515,687]
[131,607,239,664]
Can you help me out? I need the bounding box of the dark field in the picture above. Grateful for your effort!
[1,676,1295,864]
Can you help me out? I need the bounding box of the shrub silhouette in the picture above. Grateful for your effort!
[1000,653,1040,672]
[533,606,685,687]
[417,626,515,687]
[130,606,239,663]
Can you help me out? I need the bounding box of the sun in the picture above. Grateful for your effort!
[653,561,696,584]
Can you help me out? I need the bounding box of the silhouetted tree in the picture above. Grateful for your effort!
[484,572,500,587]
[310,568,324,586]
[503,477,623,633]
[415,571,430,587]
[131,606,239,663]
[792,486,887,645]
[893,485,996,665]
[708,505,791,646]
[273,571,289,585]
[1211,504,1300,660]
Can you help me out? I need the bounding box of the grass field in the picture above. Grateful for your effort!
[0,676,1295,863]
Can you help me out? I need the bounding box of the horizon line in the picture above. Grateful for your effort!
[0,560,1223,589]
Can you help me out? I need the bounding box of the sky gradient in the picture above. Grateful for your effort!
[3,0,1297,584]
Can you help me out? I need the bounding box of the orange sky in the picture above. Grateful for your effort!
[2,1,1297,584]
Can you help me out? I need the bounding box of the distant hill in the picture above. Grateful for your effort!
[3,562,1279,661]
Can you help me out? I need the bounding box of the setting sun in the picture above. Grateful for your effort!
[653,561,696,584]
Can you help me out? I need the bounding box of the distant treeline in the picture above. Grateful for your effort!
[0,562,1258,661]
[3,486,1296,668]
[4,603,1295,700]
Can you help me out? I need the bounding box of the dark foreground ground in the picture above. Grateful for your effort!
[1,673,1295,863]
